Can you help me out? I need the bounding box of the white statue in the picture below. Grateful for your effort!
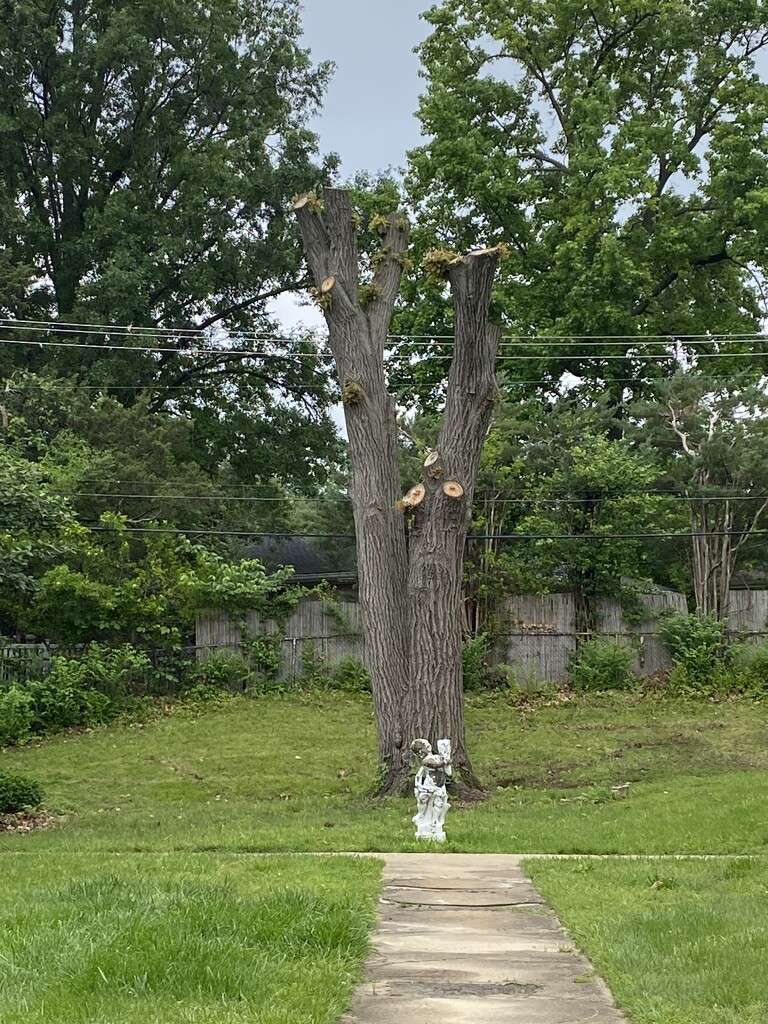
[411,737,452,842]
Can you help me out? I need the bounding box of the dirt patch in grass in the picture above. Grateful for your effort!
[0,811,56,835]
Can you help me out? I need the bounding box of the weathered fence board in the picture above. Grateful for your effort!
[197,589,768,686]
[196,598,362,682]
[727,590,768,637]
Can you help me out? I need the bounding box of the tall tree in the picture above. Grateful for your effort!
[0,0,339,481]
[0,448,75,633]
[642,374,768,618]
[293,188,502,795]
[401,0,768,404]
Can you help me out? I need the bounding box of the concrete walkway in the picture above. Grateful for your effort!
[341,854,627,1024]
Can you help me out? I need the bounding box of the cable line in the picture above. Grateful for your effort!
[85,525,768,541]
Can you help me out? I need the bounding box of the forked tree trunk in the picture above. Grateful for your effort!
[293,189,501,795]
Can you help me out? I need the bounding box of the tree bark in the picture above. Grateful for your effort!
[294,192,502,796]
[294,190,411,786]
[399,251,501,792]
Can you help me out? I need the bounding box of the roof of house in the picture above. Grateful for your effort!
[247,537,357,584]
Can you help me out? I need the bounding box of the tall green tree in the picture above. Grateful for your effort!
[402,0,768,403]
[462,398,685,630]
[640,374,768,618]
[0,0,340,484]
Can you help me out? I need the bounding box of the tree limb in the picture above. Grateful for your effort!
[668,403,695,456]
[634,248,730,316]
[532,148,571,173]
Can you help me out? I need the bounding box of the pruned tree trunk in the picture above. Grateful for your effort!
[397,250,501,794]
[293,190,502,796]
[293,190,411,782]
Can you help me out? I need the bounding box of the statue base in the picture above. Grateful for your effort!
[414,828,446,842]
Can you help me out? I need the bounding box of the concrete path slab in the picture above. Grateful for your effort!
[341,854,627,1024]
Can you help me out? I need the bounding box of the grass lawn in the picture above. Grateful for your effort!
[527,856,768,1024]
[2,690,768,854]
[0,851,381,1024]
[3,690,768,1023]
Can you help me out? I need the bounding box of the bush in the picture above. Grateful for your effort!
[298,640,327,689]
[0,686,35,746]
[242,634,283,688]
[25,676,112,732]
[657,611,728,692]
[569,637,635,692]
[0,771,42,813]
[192,650,253,693]
[325,656,371,693]
[23,644,151,734]
[462,633,492,691]
[727,641,768,697]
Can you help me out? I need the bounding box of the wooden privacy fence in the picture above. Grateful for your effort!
[494,592,688,683]
[197,589,768,685]
[196,598,362,683]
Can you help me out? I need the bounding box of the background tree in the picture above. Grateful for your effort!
[400,0,768,406]
[641,374,768,618]
[0,449,75,634]
[0,0,340,485]
[461,398,685,635]
[293,188,503,795]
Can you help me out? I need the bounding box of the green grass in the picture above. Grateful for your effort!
[4,690,768,1023]
[0,852,381,1023]
[527,856,768,1024]
[2,690,768,854]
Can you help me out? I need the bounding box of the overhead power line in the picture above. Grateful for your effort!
[4,375,720,391]
[65,490,768,504]
[1,333,765,365]
[86,525,768,541]
[3,316,768,343]
[66,491,351,503]
[2,320,767,353]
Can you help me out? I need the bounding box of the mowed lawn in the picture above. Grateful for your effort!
[0,851,380,1024]
[2,691,768,855]
[3,690,768,1023]
[528,856,768,1024]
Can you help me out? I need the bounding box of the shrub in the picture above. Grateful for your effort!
[462,633,492,691]
[0,687,34,746]
[326,656,371,693]
[299,640,327,689]
[243,634,283,688]
[25,676,112,732]
[192,650,253,693]
[0,771,42,813]
[23,644,151,734]
[657,611,728,691]
[569,637,635,691]
[728,641,768,697]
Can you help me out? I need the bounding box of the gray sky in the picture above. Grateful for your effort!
[301,1,430,175]
[272,2,429,345]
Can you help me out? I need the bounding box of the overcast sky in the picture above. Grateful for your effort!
[272,2,429,345]
[301,0,430,175]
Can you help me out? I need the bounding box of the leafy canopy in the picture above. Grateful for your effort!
[402,0,768,399]
[0,0,341,489]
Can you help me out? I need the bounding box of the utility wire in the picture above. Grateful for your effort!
[2,322,768,354]
[0,334,764,359]
[64,491,768,504]
[86,525,768,541]
[3,316,767,343]
[2,376,705,390]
